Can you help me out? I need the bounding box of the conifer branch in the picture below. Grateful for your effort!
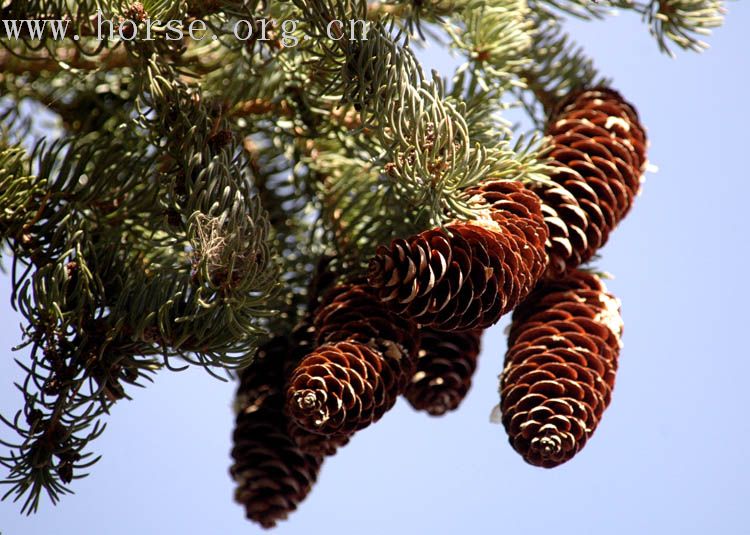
[0,0,726,518]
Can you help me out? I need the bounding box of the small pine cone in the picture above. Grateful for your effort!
[285,321,352,457]
[539,88,648,275]
[284,281,419,440]
[499,269,623,468]
[231,338,323,529]
[287,340,412,436]
[368,216,546,331]
[404,327,483,416]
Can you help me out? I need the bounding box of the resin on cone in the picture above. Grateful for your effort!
[404,327,483,416]
[498,270,623,468]
[538,88,647,276]
[466,179,549,287]
[368,183,548,331]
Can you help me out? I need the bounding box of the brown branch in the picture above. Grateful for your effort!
[233,98,365,132]
[234,98,294,118]
[366,2,411,19]
[0,45,131,76]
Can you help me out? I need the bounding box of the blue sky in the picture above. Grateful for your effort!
[1,4,749,534]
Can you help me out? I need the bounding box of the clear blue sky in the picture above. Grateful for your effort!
[1,5,749,534]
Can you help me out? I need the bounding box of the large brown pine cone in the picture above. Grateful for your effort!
[538,88,647,276]
[230,337,323,529]
[287,339,412,436]
[368,205,547,331]
[404,327,483,416]
[499,269,623,468]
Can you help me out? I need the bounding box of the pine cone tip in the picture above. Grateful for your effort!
[293,390,328,428]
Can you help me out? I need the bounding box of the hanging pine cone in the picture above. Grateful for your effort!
[230,337,323,529]
[287,340,410,436]
[498,269,623,468]
[537,88,647,276]
[404,327,483,416]
[286,281,419,437]
[368,194,547,331]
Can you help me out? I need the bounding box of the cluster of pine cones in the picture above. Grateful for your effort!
[230,88,647,528]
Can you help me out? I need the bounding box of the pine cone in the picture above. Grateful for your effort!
[499,270,623,468]
[284,320,352,456]
[536,185,590,276]
[538,88,647,275]
[404,327,483,416]
[230,337,323,529]
[287,340,411,436]
[286,281,418,437]
[368,208,547,331]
